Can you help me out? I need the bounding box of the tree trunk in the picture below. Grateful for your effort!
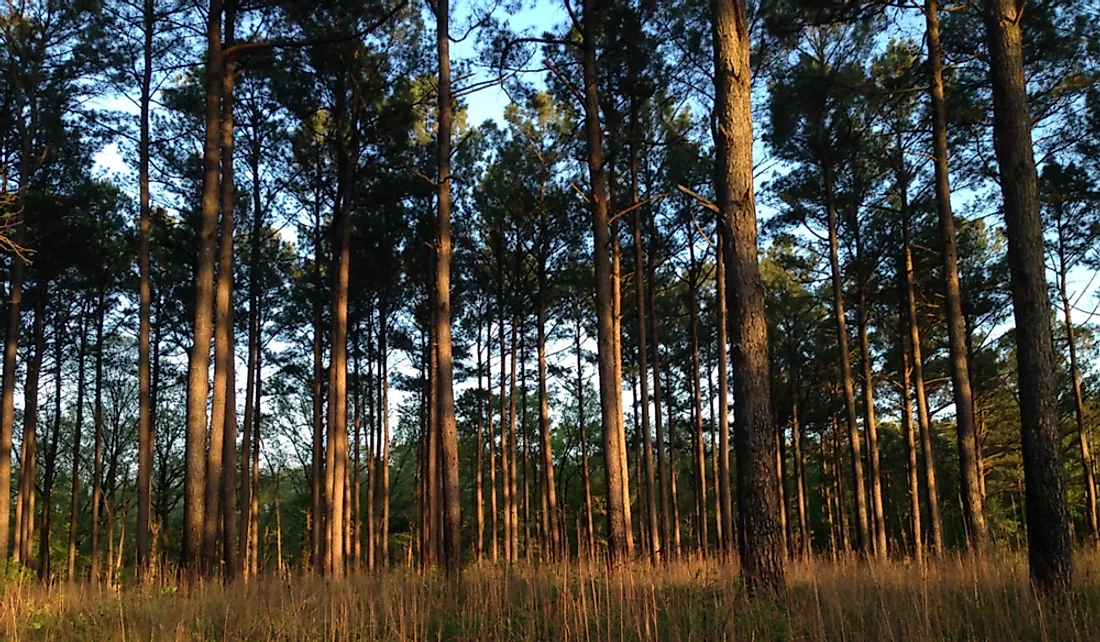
[1060,273,1098,543]
[15,291,44,565]
[925,0,986,553]
[206,4,237,573]
[631,193,660,563]
[898,298,924,566]
[309,200,324,573]
[823,161,870,555]
[91,287,106,583]
[791,375,810,559]
[898,164,943,557]
[325,79,354,578]
[432,0,462,575]
[984,0,1072,592]
[182,0,223,575]
[537,264,560,560]
[581,0,631,563]
[576,319,595,556]
[648,228,671,559]
[687,229,709,556]
[40,303,64,581]
[487,312,499,562]
[854,233,886,559]
[508,316,520,562]
[476,306,486,562]
[136,0,155,577]
[715,231,734,557]
[711,0,786,594]
[67,302,88,580]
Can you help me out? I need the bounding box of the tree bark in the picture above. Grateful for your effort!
[182,0,223,575]
[898,295,924,566]
[15,291,43,565]
[715,230,734,557]
[537,259,560,560]
[40,304,64,581]
[67,302,88,580]
[581,0,631,563]
[206,3,237,573]
[712,0,785,594]
[631,181,660,563]
[925,0,986,552]
[687,228,709,555]
[823,161,870,555]
[90,287,105,583]
[434,0,462,573]
[136,0,155,577]
[984,0,1071,592]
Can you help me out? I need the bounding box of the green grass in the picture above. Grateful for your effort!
[3,552,1100,641]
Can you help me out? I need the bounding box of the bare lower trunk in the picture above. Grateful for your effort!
[581,0,630,563]
[925,0,985,553]
[824,162,869,555]
[181,0,224,575]
[984,0,1071,592]
[712,0,786,593]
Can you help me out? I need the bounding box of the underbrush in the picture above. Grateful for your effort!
[3,552,1099,641]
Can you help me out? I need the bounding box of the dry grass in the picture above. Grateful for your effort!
[4,551,1100,641]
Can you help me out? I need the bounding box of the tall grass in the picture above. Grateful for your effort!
[3,551,1100,641]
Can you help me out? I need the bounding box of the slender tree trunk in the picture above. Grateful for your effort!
[925,0,986,552]
[715,231,734,557]
[648,235,670,559]
[823,162,870,554]
[40,305,64,581]
[379,307,391,569]
[984,0,1071,592]
[15,292,43,565]
[1060,274,1098,543]
[508,316,520,562]
[537,265,560,560]
[665,366,683,558]
[309,201,324,573]
[581,0,631,563]
[325,81,354,578]
[136,0,155,577]
[576,319,595,556]
[791,376,809,559]
[832,413,851,553]
[711,0,786,594]
[476,307,486,561]
[433,0,461,574]
[853,230,886,560]
[249,347,261,577]
[687,230,709,555]
[240,126,264,580]
[521,331,531,561]
[498,268,512,563]
[898,297,924,566]
[898,167,944,557]
[487,313,499,562]
[631,194,660,563]
[206,5,237,573]
[67,303,88,580]
[91,288,106,583]
[182,0,224,575]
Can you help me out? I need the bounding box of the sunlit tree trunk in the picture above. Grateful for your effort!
[581,0,631,563]
[823,162,869,555]
[923,0,986,554]
[182,0,224,576]
[711,0,786,591]
[433,0,461,574]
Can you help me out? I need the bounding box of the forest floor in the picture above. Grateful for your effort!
[4,551,1100,641]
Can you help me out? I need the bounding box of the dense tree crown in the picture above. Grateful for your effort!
[1,0,1098,600]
